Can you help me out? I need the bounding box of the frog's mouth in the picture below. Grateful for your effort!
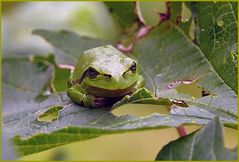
[86,82,136,98]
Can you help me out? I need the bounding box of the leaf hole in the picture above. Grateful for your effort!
[37,105,64,123]
[168,79,203,99]
[112,104,170,117]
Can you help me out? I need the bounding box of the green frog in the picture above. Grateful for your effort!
[67,45,145,107]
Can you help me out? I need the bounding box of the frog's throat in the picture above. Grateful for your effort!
[85,82,136,98]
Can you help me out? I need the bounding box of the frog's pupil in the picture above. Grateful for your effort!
[130,62,136,72]
[88,67,99,79]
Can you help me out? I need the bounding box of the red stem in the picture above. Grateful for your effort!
[177,126,187,137]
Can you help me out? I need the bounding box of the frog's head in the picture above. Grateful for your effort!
[73,45,140,97]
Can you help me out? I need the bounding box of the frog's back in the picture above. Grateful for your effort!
[71,45,130,84]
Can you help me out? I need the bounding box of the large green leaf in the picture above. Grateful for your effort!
[4,95,209,156]
[33,30,107,64]
[133,20,237,128]
[2,57,216,156]
[194,2,238,93]
[2,56,53,113]
[156,117,237,160]
[2,57,236,156]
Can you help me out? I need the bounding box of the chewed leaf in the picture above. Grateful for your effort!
[37,105,64,122]
[156,117,238,160]
[112,88,170,109]
[133,20,237,128]
[5,92,212,156]
[1,57,218,156]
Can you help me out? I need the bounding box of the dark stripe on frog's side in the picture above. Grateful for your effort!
[85,82,136,97]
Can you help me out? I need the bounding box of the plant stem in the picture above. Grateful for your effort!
[177,126,187,136]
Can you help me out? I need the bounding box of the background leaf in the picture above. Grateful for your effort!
[169,2,194,39]
[156,117,237,160]
[138,2,167,26]
[52,65,71,93]
[2,56,53,113]
[33,30,108,64]
[194,2,238,93]
[104,2,138,30]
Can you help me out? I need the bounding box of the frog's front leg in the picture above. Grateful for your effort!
[67,84,109,108]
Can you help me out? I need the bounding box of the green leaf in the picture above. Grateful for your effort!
[69,5,120,40]
[112,88,170,109]
[2,54,70,111]
[37,105,64,122]
[104,2,137,30]
[231,2,238,20]
[169,2,194,40]
[104,2,139,47]
[52,65,71,93]
[138,2,167,26]
[156,117,238,160]
[2,56,53,113]
[194,2,238,93]
[33,30,108,64]
[32,54,72,93]
[5,94,211,156]
[2,57,214,156]
[133,21,237,128]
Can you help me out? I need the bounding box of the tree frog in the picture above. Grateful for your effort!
[67,45,145,108]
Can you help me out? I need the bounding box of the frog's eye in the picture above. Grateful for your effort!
[129,61,137,72]
[88,67,100,79]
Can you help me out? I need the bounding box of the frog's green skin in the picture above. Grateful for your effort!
[67,45,145,108]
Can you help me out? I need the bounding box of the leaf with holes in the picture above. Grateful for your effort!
[0,57,208,155]
[2,57,213,156]
[2,55,236,156]
[133,19,237,128]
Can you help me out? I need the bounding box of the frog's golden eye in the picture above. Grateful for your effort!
[129,61,137,73]
[88,67,100,79]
